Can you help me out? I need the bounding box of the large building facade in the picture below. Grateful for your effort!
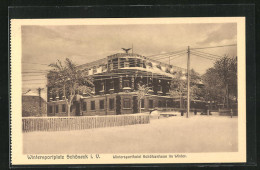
[47,52,188,117]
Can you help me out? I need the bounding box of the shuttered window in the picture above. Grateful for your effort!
[91,101,95,110]
[82,102,87,111]
[109,98,114,110]
[100,100,104,109]
[62,104,66,112]
[123,98,131,108]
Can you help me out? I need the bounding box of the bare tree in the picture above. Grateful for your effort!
[170,71,186,108]
[170,69,202,108]
[137,83,150,113]
[47,58,93,116]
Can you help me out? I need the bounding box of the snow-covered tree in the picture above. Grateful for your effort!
[170,69,203,108]
[202,55,237,108]
[47,58,94,116]
[137,83,150,113]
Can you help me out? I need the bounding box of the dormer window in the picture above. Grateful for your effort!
[93,66,97,74]
[109,63,113,70]
[124,58,129,67]
[101,64,107,72]
[112,58,119,69]
[129,58,135,67]
[84,68,89,75]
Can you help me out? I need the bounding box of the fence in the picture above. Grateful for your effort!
[22,114,150,133]
[219,108,238,116]
[157,107,204,113]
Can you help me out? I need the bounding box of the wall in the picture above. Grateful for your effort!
[81,94,117,116]
[47,100,69,116]
[46,92,175,116]
[22,96,47,117]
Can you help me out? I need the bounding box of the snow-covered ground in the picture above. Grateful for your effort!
[23,115,238,154]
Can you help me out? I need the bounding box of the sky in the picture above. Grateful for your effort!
[21,23,237,99]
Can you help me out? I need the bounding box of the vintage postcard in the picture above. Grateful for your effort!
[10,17,246,165]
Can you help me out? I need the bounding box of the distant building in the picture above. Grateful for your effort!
[22,91,47,117]
[47,52,191,116]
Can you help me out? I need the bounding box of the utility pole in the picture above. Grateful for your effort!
[132,43,134,55]
[169,56,171,65]
[37,87,44,116]
[187,46,190,118]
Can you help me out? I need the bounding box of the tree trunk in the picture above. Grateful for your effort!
[180,95,183,108]
[67,104,71,117]
[226,84,229,109]
[223,96,225,108]
[139,99,142,113]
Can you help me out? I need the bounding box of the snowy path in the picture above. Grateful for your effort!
[23,115,238,154]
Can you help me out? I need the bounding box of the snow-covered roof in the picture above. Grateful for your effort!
[76,52,187,79]
[119,67,175,78]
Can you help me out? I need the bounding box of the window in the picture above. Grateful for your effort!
[141,99,145,108]
[62,104,66,112]
[82,102,87,111]
[93,66,97,73]
[100,82,104,91]
[48,106,53,113]
[129,58,135,67]
[91,101,95,110]
[112,58,118,69]
[55,105,59,113]
[158,101,162,108]
[59,92,62,100]
[123,80,130,88]
[158,85,162,92]
[100,100,104,109]
[109,63,113,70]
[110,80,114,89]
[136,59,141,67]
[123,98,131,108]
[163,101,166,107]
[120,58,126,68]
[149,100,153,108]
[109,98,114,110]
[124,59,129,67]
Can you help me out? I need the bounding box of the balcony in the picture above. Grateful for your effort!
[157,91,163,96]
[122,87,131,92]
[148,89,154,95]
[109,89,114,94]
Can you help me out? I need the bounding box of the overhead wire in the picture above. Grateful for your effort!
[21,44,235,85]
[190,51,220,61]
[149,52,187,61]
[190,52,217,61]
[190,49,223,59]
[22,79,46,81]
[191,44,237,50]
[22,74,46,77]
[146,49,186,58]
[22,62,50,66]
[159,53,186,61]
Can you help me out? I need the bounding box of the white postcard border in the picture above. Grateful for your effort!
[10,17,246,165]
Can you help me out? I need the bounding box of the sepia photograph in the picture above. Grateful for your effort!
[10,18,246,164]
